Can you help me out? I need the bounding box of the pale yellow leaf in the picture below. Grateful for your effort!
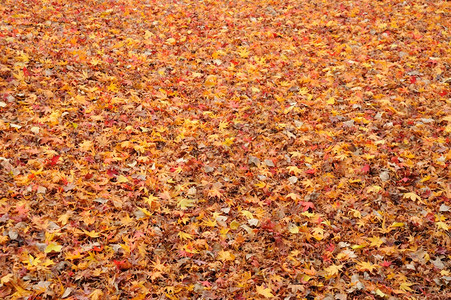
[45,242,62,253]
[256,285,274,298]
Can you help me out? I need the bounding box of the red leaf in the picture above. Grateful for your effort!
[46,155,60,167]
[361,164,370,174]
[23,67,30,77]
[107,168,118,177]
[326,243,335,252]
[306,169,316,175]
[380,261,392,268]
[300,201,315,211]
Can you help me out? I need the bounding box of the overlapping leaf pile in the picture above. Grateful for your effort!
[0,0,450,298]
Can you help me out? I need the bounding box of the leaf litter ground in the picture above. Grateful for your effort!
[0,0,450,299]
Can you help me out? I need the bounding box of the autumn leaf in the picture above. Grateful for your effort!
[324,264,343,278]
[177,198,196,210]
[256,285,274,298]
[403,192,422,202]
[208,187,223,199]
[356,261,380,273]
[204,75,217,87]
[288,223,299,234]
[89,289,104,300]
[178,231,193,240]
[399,281,414,293]
[217,250,235,262]
[44,243,62,254]
[116,175,129,183]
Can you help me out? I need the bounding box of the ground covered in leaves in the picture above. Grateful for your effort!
[0,0,450,299]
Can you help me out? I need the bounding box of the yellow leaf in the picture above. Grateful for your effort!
[177,198,195,210]
[367,236,384,248]
[107,82,118,92]
[1,274,13,284]
[420,175,431,183]
[230,220,240,230]
[403,192,421,202]
[217,250,235,262]
[356,261,380,273]
[256,285,274,298]
[218,120,228,130]
[65,250,83,260]
[238,47,249,58]
[79,140,93,152]
[399,281,414,292]
[205,75,217,87]
[289,151,303,158]
[288,223,299,234]
[166,37,176,45]
[144,194,160,209]
[0,235,9,245]
[312,227,324,240]
[222,137,234,147]
[255,181,266,189]
[349,178,361,183]
[241,210,254,219]
[89,289,104,300]
[326,97,335,105]
[436,221,449,231]
[351,244,365,250]
[144,30,153,39]
[30,126,40,134]
[116,175,128,183]
[374,289,387,298]
[286,166,302,175]
[120,243,130,254]
[389,222,405,228]
[45,242,62,253]
[251,87,260,93]
[208,187,222,199]
[82,230,100,238]
[178,231,193,240]
[367,185,382,193]
[324,264,343,277]
[58,213,70,226]
[138,207,152,217]
[286,193,301,201]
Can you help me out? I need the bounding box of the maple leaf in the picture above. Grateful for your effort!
[116,175,128,183]
[361,164,370,174]
[324,264,343,278]
[288,223,299,234]
[217,250,235,262]
[159,190,172,201]
[178,231,193,240]
[403,192,421,202]
[300,201,314,211]
[399,281,414,292]
[177,198,195,210]
[208,187,222,199]
[286,193,301,201]
[144,194,160,209]
[204,75,217,87]
[256,285,274,298]
[287,166,303,175]
[380,261,392,268]
[311,227,324,241]
[44,242,62,254]
[356,261,380,273]
[89,289,104,300]
[82,230,100,238]
[367,236,384,248]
